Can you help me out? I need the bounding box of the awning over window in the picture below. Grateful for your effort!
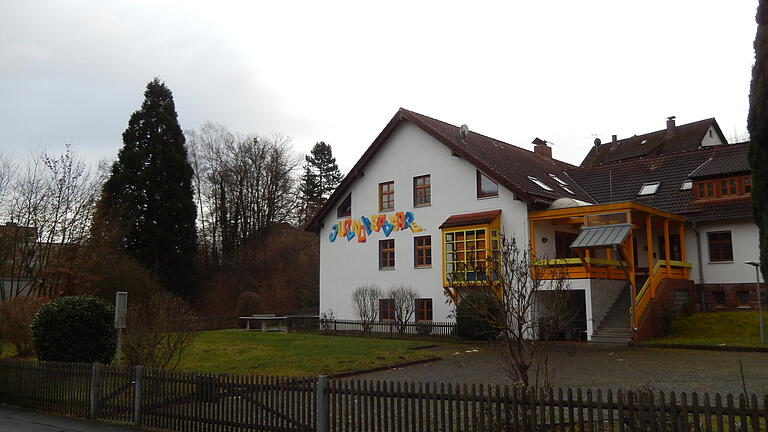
[439,209,501,229]
[570,223,632,249]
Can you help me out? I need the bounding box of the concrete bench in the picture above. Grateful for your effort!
[239,314,288,332]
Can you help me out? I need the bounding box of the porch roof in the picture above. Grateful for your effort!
[570,223,632,249]
[528,201,685,222]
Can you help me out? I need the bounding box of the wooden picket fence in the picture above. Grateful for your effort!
[316,319,459,343]
[0,358,766,431]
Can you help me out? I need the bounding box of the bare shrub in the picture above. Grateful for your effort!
[351,285,382,332]
[122,291,199,370]
[388,284,418,333]
[0,296,49,356]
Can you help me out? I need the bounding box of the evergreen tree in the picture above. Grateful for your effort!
[298,141,342,222]
[97,78,198,300]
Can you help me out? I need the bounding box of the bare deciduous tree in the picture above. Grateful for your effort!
[351,285,382,332]
[388,284,418,333]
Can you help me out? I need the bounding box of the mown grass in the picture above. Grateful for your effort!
[644,311,768,347]
[177,330,445,376]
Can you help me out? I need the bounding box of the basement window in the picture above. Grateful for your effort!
[680,180,692,191]
[638,182,660,196]
[528,176,553,192]
[549,174,568,186]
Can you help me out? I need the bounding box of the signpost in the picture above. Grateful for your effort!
[115,291,127,365]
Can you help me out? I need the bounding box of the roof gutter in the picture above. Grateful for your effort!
[692,221,707,311]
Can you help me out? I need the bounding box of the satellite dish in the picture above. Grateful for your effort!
[459,124,469,140]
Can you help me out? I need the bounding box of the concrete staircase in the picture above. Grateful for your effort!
[590,293,633,346]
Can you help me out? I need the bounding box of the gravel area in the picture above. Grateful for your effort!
[347,343,768,395]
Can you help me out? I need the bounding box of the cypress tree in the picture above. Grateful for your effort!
[98,78,198,300]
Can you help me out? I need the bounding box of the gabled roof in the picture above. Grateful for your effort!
[580,118,726,167]
[688,146,750,179]
[306,108,594,232]
[566,142,751,221]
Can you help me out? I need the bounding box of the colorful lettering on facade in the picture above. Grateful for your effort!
[328,211,424,243]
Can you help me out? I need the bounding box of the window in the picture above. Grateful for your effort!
[743,176,752,194]
[737,291,750,306]
[413,175,431,207]
[638,182,660,196]
[658,234,682,261]
[477,171,498,198]
[528,176,554,192]
[379,299,394,321]
[549,174,568,186]
[680,180,692,191]
[379,181,394,211]
[561,186,575,195]
[707,231,733,262]
[415,298,433,322]
[379,239,395,269]
[444,228,499,282]
[720,178,738,196]
[555,231,578,259]
[696,181,715,199]
[713,291,726,305]
[337,194,351,218]
[414,235,432,268]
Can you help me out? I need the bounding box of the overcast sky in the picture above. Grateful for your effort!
[0,1,758,170]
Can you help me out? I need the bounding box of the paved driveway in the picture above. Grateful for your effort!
[0,406,141,432]
[351,344,768,395]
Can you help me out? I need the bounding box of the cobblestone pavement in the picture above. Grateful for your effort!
[349,344,768,395]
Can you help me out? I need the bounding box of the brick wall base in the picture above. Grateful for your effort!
[693,283,767,312]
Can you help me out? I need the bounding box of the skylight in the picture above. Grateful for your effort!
[680,180,692,191]
[640,139,648,145]
[528,176,553,192]
[638,182,660,196]
[549,174,568,186]
[561,186,575,195]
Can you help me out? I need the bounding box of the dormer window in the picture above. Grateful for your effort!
[680,180,692,191]
[528,176,553,192]
[549,174,568,186]
[337,194,351,218]
[638,182,660,196]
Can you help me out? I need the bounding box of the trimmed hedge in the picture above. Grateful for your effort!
[31,295,117,363]
[455,291,503,340]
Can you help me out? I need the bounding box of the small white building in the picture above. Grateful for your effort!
[306,109,760,344]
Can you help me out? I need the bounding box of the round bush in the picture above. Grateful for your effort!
[455,291,503,340]
[31,295,117,363]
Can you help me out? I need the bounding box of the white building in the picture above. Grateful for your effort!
[306,109,760,344]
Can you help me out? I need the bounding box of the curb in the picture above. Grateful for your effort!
[637,343,768,353]
[328,357,442,379]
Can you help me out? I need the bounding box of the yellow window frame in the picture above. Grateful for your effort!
[441,219,500,287]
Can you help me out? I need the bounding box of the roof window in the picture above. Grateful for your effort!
[640,139,648,145]
[561,186,575,195]
[549,174,568,185]
[680,180,692,191]
[528,176,553,192]
[638,182,660,196]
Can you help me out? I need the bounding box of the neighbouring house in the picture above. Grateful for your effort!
[305,109,761,344]
[0,222,39,299]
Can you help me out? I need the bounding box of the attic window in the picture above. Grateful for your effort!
[561,186,575,195]
[528,176,553,192]
[549,174,568,185]
[638,182,660,196]
[680,180,693,191]
[337,194,351,218]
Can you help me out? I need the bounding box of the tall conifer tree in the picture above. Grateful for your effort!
[298,141,342,222]
[98,78,198,300]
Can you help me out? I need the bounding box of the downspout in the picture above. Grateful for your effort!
[692,221,706,311]
[613,245,638,331]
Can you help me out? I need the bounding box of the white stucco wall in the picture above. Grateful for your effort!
[318,121,529,322]
[684,219,759,284]
[700,125,726,147]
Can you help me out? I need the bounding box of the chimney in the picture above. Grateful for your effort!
[612,134,617,143]
[532,137,552,158]
[666,116,676,137]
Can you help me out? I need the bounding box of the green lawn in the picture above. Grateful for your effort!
[178,330,445,376]
[644,311,768,347]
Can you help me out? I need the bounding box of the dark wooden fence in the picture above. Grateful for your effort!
[0,358,766,431]
[314,319,459,343]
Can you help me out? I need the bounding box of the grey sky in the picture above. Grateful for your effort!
[0,1,758,170]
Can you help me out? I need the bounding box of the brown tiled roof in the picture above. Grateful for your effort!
[580,118,726,167]
[682,196,753,222]
[688,146,750,179]
[566,142,752,221]
[439,210,502,229]
[306,108,594,232]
